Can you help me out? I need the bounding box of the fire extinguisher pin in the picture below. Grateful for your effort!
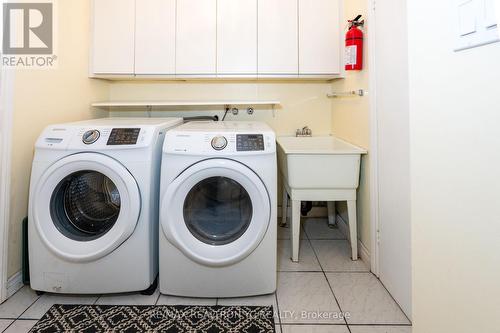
[348,15,365,28]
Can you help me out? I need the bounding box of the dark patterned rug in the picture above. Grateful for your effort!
[30,304,276,333]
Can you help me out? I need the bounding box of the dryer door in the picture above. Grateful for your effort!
[32,153,141,262]
[161,159,271,267]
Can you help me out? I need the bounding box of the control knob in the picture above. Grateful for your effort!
[82,130,100,145]
[211,136,228,150]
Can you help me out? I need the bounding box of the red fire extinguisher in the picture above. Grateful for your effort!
[345,15,364,71]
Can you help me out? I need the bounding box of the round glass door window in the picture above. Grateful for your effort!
[183,177,253,246]
[50,171,121,241]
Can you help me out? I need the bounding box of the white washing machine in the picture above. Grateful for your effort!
[159,121,277,298]
[29,117,183,294]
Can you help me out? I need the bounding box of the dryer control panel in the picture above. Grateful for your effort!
[163,121,276,156]
[236,134,265,151]
[165,133,276,155]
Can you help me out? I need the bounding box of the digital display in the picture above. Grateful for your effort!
[107,128,141,145]
[236,134,265,151]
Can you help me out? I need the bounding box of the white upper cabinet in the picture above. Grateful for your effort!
[217,0,257,76]
[298,0,341,75]
[91,0,343,78]
[176,0,217,75]
[135,0,176,75]
[258,0,298,76]
[91,0,135,74]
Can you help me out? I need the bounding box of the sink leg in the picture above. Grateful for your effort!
[280,186,288,227]
[327,201,336,226]
[347,200,359,261]
[290,200,301,262]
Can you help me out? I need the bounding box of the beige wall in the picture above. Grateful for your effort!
[108,81,333,136]
[7,0,108,277]
[408,1,500,332]
[330,0,371,252]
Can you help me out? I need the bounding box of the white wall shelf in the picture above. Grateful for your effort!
[91,100,281,110]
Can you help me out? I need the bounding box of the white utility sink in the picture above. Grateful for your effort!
[277,136,367,189]
[277,135,367,263]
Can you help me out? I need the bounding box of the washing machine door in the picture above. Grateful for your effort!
[32,153,141,262]
[161,158,271,267]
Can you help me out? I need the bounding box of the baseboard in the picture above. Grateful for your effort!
[6,271,23,298]
[278,206,328,218]
[336,214,371,265]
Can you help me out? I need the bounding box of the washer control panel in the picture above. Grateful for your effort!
[236,134,265,151]
[107,128,141,145]
[35,122,174,151]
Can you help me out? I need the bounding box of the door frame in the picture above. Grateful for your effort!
[0,68,15,303]
[367,0,412,318]
[367,0,380,276]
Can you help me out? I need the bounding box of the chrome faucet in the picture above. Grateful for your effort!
[296,126,312,137]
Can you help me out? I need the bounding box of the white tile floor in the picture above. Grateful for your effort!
[0,218,412,333]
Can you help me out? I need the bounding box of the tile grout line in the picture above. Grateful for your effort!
[324,273,411,327]
[274,291,282,332]
[327,264,411,326]
[154,290,161,306]
[277,270,369,273]
[279,220,354,328]
[348,323,413,327]
[15,289,43,322]
[372,277,412,325]
[1,320,14,333]
[2,318,39,333]
[307,235,351,329]
[0,286,40,320]
[280,323,352,326]
[93,295,102,305]
[321,272,351,331]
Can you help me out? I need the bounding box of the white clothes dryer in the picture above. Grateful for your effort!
[159,121,277,298]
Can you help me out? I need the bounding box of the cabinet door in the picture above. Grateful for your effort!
[176,0,217,75]
[135,0,176,75]
[217,0,257,76]
[91,0,135,74]
[298,0,341,75]
[258,0,298,76]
